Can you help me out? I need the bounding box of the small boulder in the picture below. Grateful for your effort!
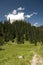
[18,56,24,59]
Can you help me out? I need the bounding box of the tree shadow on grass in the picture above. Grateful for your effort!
[0,48,5,51]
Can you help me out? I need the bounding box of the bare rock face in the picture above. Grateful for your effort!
[31,54,43,65]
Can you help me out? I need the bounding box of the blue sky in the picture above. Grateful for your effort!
[0,0,43,26]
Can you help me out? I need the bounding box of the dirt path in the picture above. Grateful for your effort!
[31,54,43,65]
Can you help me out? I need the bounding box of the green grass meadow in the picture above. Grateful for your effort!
[0,41,43,65]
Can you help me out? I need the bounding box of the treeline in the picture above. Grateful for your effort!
[0,20,43,46]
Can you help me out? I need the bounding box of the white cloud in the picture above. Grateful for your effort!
[5,7,38,23]
[25,15,31,18]
[5,12,24,23]
[33,12,37,15]
[25,12,37,18]
[17,7,25,11]
[33,22,38,26]
[12,10,17,14]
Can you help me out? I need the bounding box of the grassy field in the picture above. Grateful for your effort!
[0,41,43,65]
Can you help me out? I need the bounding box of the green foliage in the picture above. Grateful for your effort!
[0,20,43,45]
[0,37,4,46]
